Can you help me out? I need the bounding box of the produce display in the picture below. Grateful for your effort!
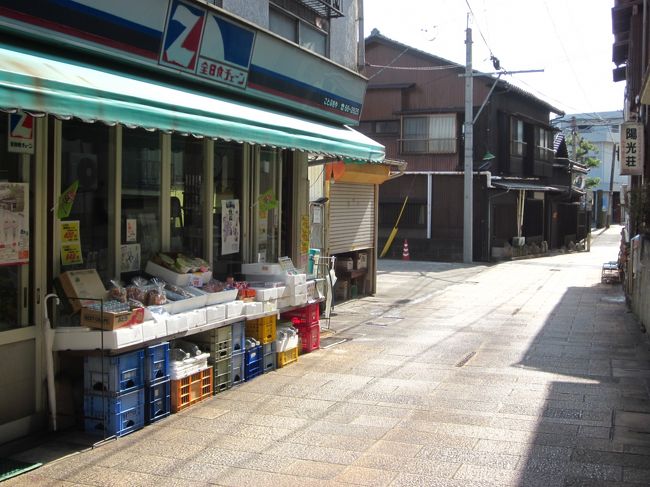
[152,252,210,274]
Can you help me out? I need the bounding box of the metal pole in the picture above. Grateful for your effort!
[463,25,473,263]
[606,143,617,228]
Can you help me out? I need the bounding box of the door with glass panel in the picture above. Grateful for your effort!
[252,148,283,263]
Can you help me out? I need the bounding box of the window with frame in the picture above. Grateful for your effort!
[510,118,526,157]
[269,5,328,57]
[401,115,456,154]
[535,127,553,161]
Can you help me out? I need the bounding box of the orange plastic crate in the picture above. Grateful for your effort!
[171,366,213,413]
[245,315,276,344]
[277,347,298,368]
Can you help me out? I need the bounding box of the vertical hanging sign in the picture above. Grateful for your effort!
[620,122,644,176]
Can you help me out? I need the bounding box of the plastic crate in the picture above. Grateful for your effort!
[84,350,144,395]
[84,388,145,437]
[244,345,263,381]
[232,352,245,385]
[245,315,276,344]
[277,347,299,368]
[231,321,246,355]
[263,350,276,373]
[195,326,232,360]
[171,366,213,413]
[296,323,320,354]
[214,357,232,394]
[281,302,319,326]
[145,380,171,424]
[145,342,170,384]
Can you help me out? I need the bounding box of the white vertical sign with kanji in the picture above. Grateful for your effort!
[621,122,644,176]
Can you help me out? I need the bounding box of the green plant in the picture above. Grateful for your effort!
[626,184,650,234]
[585,177,601,189]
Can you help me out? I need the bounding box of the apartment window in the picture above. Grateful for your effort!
[510,118,526,157]
[401,115,456,154]
[535,127,553,161]
[269,6,328,56]
[375,120,400,134]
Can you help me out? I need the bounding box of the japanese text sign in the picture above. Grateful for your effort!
[621,122,644,176]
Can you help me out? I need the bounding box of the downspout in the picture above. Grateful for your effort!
[357,0,365,71]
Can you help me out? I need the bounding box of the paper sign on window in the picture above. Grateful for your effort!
[0,182,29,265]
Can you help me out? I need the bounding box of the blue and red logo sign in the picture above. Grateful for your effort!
[8,112,34,154]
[161,0,206,71]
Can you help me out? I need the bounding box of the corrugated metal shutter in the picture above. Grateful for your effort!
[328,182,375,254]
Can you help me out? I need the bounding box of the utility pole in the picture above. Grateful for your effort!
[463,24,473,264]
[606,143,618,228]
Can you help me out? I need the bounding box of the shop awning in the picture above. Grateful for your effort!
[491,181,561,192]
[0,43,384,163]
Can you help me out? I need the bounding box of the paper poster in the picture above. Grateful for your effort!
[0,182,29,265]
[59,220,83,265]
[221,199,240,255]
[121,243,141,272]
[126,218,137,242]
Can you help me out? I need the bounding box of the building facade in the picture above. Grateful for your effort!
[0,0,383,444]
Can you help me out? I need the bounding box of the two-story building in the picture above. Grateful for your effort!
[360,30,586,262]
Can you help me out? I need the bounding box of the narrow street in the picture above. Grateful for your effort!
[8,226,650,486]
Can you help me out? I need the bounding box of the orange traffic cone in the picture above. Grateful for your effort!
[402,239,410,260]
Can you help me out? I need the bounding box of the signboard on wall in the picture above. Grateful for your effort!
[620,122,644,176]
[7,112,34,154]
[0,182,29,265]
[0,0,365,124]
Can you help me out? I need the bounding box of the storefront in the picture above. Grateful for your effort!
[0,0,383,443]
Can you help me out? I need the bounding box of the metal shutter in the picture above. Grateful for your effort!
[328,183,375,254]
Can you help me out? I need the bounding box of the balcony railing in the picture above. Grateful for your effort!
[295,0,344,18]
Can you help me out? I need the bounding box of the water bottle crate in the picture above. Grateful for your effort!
[145,342,170,384]
[145,379,171,424]
[84,350,144,395]
[84,388,144,437]
[171,366,213,413]
[244,345,263,381]
[231,321,246,355]
[245,315,276,344]
[280,303,319,326]
[232,352,245,385]
[277,347,299,368]
[295,323,320,354]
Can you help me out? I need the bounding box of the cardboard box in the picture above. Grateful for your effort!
[80,306,144,331]
[58,269,108,312]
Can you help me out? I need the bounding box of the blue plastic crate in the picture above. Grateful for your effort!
[145,342,170,385]
[145,380,170,424]
[244,345,263,381]
[231,321,246,355]
[84,350,144,395]
[84,388,145,437]
[232,352,245,385]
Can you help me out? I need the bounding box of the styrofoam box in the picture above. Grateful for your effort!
[284,273,307,287]
[166,313,189,335]
[289,293,308,307]
[263,300,278,313]
[275,286,288,298]
[292,283,307,296]
[164,287,207,315]
[244,302,264,316]
[252,287,277,301]
[53,325,144,351]
[277,297,292,309]
[205,288,238,306]
[141,319,168,342]
[206,304,226,323]
[169,353,210,380]
[187,308,207,329]
[145,261,212,287]
[241,263,283,275]
[226,300,244,318]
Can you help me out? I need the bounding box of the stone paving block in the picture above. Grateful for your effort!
[566,461,623,482]
[280,459,346,480]
[335,465,398,486]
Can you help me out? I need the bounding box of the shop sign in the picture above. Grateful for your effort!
[620,122,644,176]
[0,0,365,124]
[0,182,29,265]
[7,112,34,154]
[59,220,83,266]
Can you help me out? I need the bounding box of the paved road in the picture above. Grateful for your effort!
[8,226,650,486]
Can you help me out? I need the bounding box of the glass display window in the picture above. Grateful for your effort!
[253,148,283,263]
[121,128,162,277]
[170,135,204,257]
[60,120,111,281]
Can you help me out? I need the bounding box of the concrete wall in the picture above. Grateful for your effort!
[629,238,650,329]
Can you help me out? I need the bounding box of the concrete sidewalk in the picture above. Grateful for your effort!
[6,225,650,486]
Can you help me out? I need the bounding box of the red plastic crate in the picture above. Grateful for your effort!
[295,322,320,354]
[281,303,319,327]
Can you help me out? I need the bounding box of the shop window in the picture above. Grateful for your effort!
[401,115,456,154]
[253,148,282,263]
[60,120,110,282]
[212,141,243,275]
[510,118,526,157]
[0,114,33,330]
[121,129,161,276]
[170,136,204,257]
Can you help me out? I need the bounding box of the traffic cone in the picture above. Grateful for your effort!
[402,239,410,260]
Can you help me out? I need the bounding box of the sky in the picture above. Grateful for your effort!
[363,0,624,117]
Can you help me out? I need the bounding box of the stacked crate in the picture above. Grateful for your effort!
[246,315,276,378]
[231,321,246,385]
[144,342,171,424]
[244,341,263,380]
[194,325,233,394]
[280,303,321,354]
[83,349,145,437]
